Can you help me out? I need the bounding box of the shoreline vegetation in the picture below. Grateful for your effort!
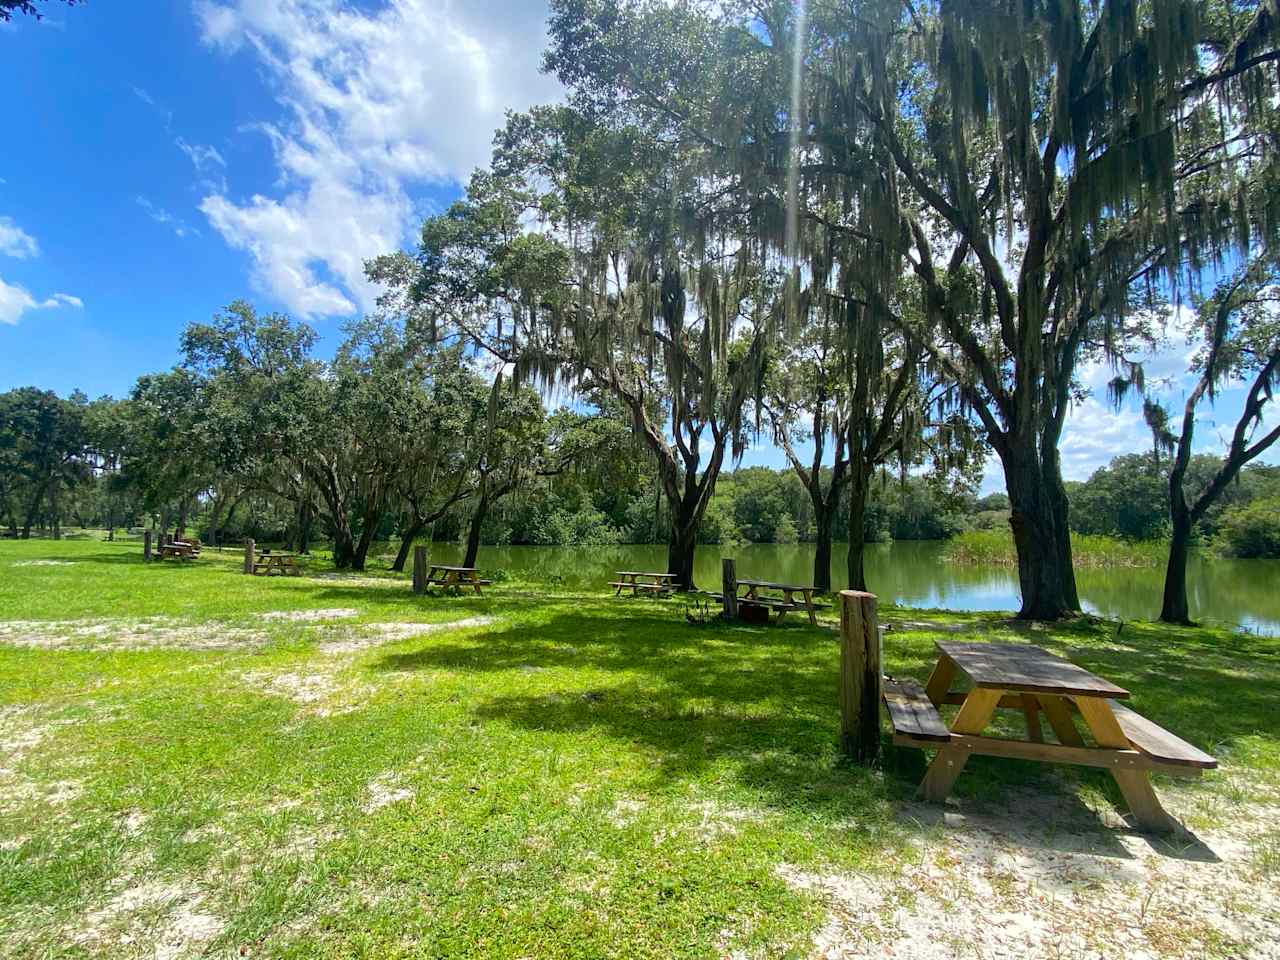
[943,530,1169,568]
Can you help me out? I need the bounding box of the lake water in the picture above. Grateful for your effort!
[420,540,1280,635]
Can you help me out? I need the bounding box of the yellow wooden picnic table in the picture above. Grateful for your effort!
[425,564,491,595]
[608,571,677,597]
[736,578,822,624]
[885,641,1217,833]
[252,552,301,576]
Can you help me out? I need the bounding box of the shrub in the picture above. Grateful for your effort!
[943,530,1165,567]
[1217,497,1280,559]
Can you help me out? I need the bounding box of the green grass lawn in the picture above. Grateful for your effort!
[1,538,1277,958]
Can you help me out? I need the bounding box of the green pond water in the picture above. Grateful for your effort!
[420,540,1280,634]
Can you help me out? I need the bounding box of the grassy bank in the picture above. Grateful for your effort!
[0,538,1277,958]
[944,529,1169,568]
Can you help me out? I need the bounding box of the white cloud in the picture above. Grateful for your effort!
[175,137,226,171]
[137,196,199,239]
[175,136,228,194]
[0,277,83,325]
[192,0,562,318]
[0,216,39,259]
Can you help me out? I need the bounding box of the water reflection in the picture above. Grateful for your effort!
[417,540,1280,635]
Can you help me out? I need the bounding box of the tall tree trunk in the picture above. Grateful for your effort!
[350,500,382,572]
[297,500,312,554]
[846,473,869,592]
[813,501,834,593]
[393,517,425,572]
[1159,504,1194,625]
[1003,445,1079,620]
[462,485,490,569]
[667,517,698,591]
[331,516,356,569]
[50,483,61,541]
[22,484,44,539]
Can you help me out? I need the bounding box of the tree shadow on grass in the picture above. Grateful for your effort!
[370,607,1269,857]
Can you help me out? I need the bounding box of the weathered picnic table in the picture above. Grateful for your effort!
[884,641,1217,833]
[736,579,824,624]
[609,571,677,597]
[252,552,301,576]
[425,564,490,595]
[157,540,199,561]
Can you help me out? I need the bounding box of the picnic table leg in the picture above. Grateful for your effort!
[1037,694,1085,747]
[1021,694,1044,743]
[920,687,1002,803]
[924,655,957,707]
[471,576,483,596]
[1075,697,1178,834]
[804,592,817,626]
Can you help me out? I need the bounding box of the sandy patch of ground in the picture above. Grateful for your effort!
[686,799,763,841]
[0,613,495,653]
[362,772,415,813]
[778,787,1280,959]
[75,879,221,959]
[608,797,647,827]
[0,617,264,651]
[318,615,495,654]
[13,559,75,567]
[305,574,407,589]
[260,607,360,622]
[244,670,344,708]
[0,705,83,815]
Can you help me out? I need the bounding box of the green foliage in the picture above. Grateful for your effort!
[945,530,1167,568]
[1217,497,1280,559]
[0,0,80,21]
[1069,454,1171,541]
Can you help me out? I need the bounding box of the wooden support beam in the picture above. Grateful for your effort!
[839,590,881,764]
[143,530,152,563]
[413,545,427,595]
[243,538,255,575]
[721,558,737,621]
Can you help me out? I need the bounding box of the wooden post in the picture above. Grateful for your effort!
[412,545,427,595]
[243,538,255,575]
[839,590,882,764]
[143,530,152,562]
[721,557,737,620]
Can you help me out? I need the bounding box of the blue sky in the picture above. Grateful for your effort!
[0,0,1274,495]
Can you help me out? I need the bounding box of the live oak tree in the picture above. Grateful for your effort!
[0,388,90,538]
[548,0,1279,616]
[377,114,784,590]
[1145,254,1280,624]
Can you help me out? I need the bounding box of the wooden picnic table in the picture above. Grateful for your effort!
[609,571,677,597]
[884,641,1217,833]
[736,578,823,624]
[156,542,197,561]
[252,552,301,576]
[425,564,490,595]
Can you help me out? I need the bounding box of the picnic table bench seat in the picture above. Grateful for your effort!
[607,580,671,592]
[1109,701,1218,770]
[882,677,952,744]
[738,596,796,611]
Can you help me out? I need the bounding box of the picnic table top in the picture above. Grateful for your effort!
[428,564,478,573]
[737,578,814,591]
[257,552,299,560]
[936,640,1130,699]
[615,570,677,579]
